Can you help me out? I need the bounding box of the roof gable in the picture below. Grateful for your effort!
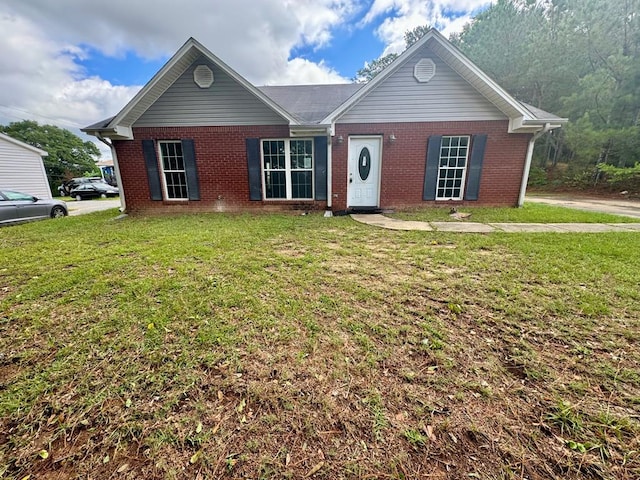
[134,55,289,127]
[90,38,298,138]
[322,29,567,132]
[337,44,507,124]
[84,32,566,138]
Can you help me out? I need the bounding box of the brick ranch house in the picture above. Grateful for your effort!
[83,29,566,214]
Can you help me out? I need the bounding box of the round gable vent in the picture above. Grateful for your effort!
[414,58,436,83]
[194,65,214,88]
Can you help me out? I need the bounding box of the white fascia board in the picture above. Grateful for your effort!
[105,40,196,130]
[429,31,531,121]
[0,133,48,157]
[84,125,134,140]
[509,115,567,133]
[106,37,298,131]
[187,38,299,125]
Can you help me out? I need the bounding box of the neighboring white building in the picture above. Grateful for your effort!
[0,133,51,199]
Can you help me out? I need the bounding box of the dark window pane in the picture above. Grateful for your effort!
[291,171,312,198]
[265,171,286,199]
[290,139,313,170]
[165,172,188,199]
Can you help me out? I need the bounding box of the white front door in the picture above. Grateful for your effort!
[348,136,382,208]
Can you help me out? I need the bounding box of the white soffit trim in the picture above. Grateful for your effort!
[106,37,298,132]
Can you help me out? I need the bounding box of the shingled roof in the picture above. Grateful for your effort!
[258,84,363,124]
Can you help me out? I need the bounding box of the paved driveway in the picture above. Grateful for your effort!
[525,194,640,219]
[67,198,121,216]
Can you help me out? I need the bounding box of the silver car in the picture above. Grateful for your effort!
[0,189,68,226]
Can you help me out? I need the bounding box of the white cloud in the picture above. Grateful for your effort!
[0,11,139,152]
[266,58,348,85]
[1,0,357,83]
[362,0,490,55]
[0,0,360,155]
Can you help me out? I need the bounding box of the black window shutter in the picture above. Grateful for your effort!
[423,135,442,201]
[181,139,200,201]
[464,134,487,201]
[246,138,262,201]
[142,139,162,201]
[314,136,328,201]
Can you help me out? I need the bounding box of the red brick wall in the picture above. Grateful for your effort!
[115,125,326,213]
[332,121,531,210]
[115,121,531,213]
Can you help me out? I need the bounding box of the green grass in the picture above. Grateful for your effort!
[392,202,640,223]
[1,208,639,479]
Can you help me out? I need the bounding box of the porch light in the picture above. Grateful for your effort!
[336,135,344,144]
[389,133,397,144]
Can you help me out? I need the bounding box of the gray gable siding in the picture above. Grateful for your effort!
[338,46,506,124]
[135,56,287,127]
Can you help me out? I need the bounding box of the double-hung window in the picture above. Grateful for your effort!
[158,141,188,200]
[262,139,313,200]
[436,136,470,200]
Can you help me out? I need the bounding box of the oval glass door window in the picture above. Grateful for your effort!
[358,147,371,181]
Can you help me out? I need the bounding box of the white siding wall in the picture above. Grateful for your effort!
[135,56,287,127]
[338,46,507,124]
[0,137,52,199]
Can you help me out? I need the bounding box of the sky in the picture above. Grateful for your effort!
[0,0,491,157]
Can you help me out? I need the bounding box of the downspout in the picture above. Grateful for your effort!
[325,132,333,216]
[96,133,126,213]
[517,123,551,207]
[327,132,333,212]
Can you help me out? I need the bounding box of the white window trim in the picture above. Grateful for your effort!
[435,135,470,201]
[261,138,315,201]
[158,140,189,201]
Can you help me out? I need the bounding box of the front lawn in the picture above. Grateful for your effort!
[1,210,639,479]
[392,202,640,223]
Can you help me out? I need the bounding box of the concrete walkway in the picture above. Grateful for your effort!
[351,214,640,233]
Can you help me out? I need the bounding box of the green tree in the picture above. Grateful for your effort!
[452,0,640,181]
[353,25,431,82]
[0,120,100,194]
[353,53,398,83]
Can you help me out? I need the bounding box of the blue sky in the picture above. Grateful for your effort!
[0,0,492,152]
